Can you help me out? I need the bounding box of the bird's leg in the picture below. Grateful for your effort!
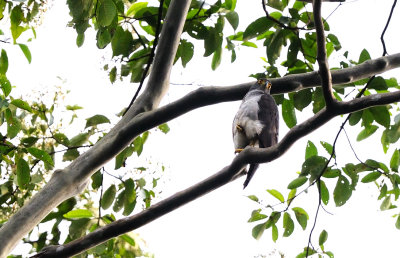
[236,124,244,133]
[234,148,244,154]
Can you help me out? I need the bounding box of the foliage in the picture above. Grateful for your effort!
[0,0,400,257]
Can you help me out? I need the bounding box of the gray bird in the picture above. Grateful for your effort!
[232,78,279,188]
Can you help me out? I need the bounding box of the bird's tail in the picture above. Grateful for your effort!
[243,164,259,189]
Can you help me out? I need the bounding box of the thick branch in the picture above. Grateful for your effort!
[0,0,192,256]
[313,0,336,108]
[34,89,400,257]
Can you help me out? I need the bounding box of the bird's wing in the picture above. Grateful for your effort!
[232,95,264,149]
[257,94,279,148]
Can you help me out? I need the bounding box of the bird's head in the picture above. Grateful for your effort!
[249,78,272,93]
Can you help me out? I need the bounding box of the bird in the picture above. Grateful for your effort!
[232,78,279,188]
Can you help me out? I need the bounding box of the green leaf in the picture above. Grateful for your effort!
[91,170,103,189]
[380,195,391,211]
[69,132,90,146]
[349,111,362,126]
[123,198,136,216]
[301,156,327,179]
[390,149,399,172]
[158,123,170,134]
[204,28,222,57]
[63,149,80,161]
[18,44,32,63]
[53,133,69,146]
[120,234,136,246]
[241,41,257,48]
[7,116,21,139]
[0,49,8,74]
[322,168,340,178]
[361,171,381,183]
[368,76,388,91]
[85,114,110,128]
[370,106,390,128]
[124,178,136,204]
[179,40,194,68]
[96,28,112,49]
[76,33,85,47]
[225,11,239,30]
[358,48,371,64]
[319,180,329,205]
[1,76,11,96]
[10,99,32,112]
[287,189,296,205]
[66,105,83,111]
[101,185,116,210]
[283,212,294,237]
[319,229,328,246]
[17,158,30,189]
[395,215,400,230]
[21,136,39,147]
[243,17,273,40]
[126,2,148,17]
[272,224,278,242]
[320,141,334,156]
[248,209,268,222]
[115,146,134,169]
[111,26,134,57]
[356,125,379,141]
[293,89,312,111]
[113,190,125,212]
[252,222,266,240]
[267,0,287,10]
[63,209,93,219]
[247,195,259,202]
[27,147,54,166]
[267,189,284,203]
[282,98,297,128]
[211,47,222,70]
[287,176,308,189]
[292,207,308,230]
[305,140,317,159]
[333,176,352,207]
[109,66,117,83]
[97,0,117,27]
[267,29,287,65]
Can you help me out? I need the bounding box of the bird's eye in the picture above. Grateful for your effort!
[267,81,272,89]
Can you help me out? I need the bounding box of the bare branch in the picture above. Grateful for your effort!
[313,0,336,108]
[381,0,398,56]
[33,88,400,257]
[123,0,165,116]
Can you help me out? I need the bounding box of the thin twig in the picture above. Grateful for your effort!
[123,0,165,116]
[261,0,308,31]
[130,24,147,49]
[381,0,397,56]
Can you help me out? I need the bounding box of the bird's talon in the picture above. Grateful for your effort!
[236,124,244,132]
[234,148,244,154]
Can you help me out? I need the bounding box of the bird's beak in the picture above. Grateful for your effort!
[266,81,272,90]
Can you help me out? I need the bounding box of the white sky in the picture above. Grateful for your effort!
[4,0,400,257]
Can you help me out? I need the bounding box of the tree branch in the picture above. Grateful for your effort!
[0,0,192,256]
[33,88,400,257]
[313,0,336,108]
[380,0,397,56]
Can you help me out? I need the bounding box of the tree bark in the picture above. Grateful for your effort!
[0,0,191,256]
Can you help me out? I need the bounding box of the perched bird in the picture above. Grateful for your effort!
[232,78,279,188]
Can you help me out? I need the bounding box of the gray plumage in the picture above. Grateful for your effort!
[232,79,279,188]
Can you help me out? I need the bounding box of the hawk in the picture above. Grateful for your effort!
[232,78,279,188]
